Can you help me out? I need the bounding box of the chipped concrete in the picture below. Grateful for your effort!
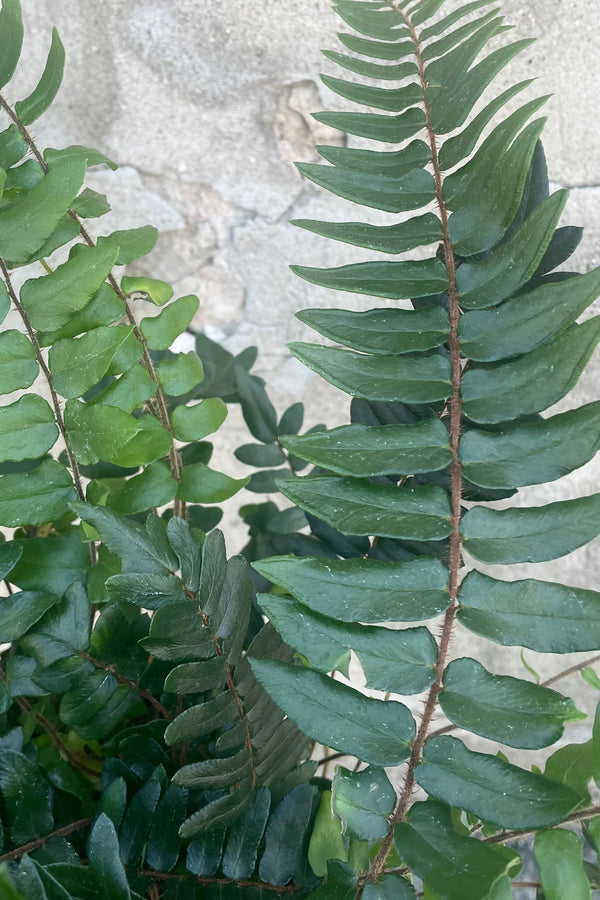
[85,166,185,234]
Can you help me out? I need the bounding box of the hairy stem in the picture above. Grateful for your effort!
[542,653,600,687]
[0,90,186,519]
[184,586,257,787]
[383,803,600,883]
[504,885,540,891]
[0,667,99,779]
[33,710,100,778]
[80,651,174,721]
[0,259,98,567]
[0,818,93,863]
[0,262,80,490]
[485,804,600,845]
[364,4,463,885]
[316,751,346,768]
[138,870,300,893]
[0,94,47,169]
[72,216,185,516]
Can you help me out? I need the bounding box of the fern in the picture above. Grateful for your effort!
[251,1,600,897]
[0,505,321,897]
[0,0,246,534]
[2,0,600,896]
[0,3,321,896]
[70,507,313,840]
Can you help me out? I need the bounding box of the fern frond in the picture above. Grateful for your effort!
[251,0,600,894]
[70,507,310,841]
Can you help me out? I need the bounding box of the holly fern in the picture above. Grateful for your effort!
[251,1,600,898]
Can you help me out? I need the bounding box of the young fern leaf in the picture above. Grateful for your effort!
[0,0,246,532]
[70,506,311,842]
[250,1,600,896]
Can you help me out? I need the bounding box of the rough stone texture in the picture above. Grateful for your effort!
[5,0,600,830]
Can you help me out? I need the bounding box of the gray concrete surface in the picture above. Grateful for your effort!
[3,3,600,886]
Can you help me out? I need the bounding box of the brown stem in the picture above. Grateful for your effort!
[542,653,600,688]
[0,261,97,566]
[381,808,600,882]
[316,752,346,768]
[0,94,47,171]
[426,721,455,738]
[0,90,186,519]
[0,818,93,863]
[33,710,100,778]
[183,585,257,787]
[207,617,257,787]
[485,804,600,845]
[364,4,463,887]
[415,885,536,898]
[69,213,186,519]
[80,651,173,721]
[138,870,300,893]
[0,262,83,499]
[0,667,99,779]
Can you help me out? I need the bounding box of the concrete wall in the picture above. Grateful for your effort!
[6,1,600,764]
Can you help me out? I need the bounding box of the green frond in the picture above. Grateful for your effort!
[254,1,600,893]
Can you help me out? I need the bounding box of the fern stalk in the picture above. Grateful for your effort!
[250,0,600,895]
[79,650,174,720]
[0,818,94,864]
[484,805,600,845]
[74,214,187,517]
[0,88,186,518]
[0,666,99,778]
[0,257,95,558]
[138,870,302,894]
[362,4,463,884]
[189,584,259,788]
[0,257,85,500]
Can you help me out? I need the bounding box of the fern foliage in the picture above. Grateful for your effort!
[251,1,600,897]
[0,3,324,897]
[0,506,322,898]
[0,0,247,532]
[2,0,600,897]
